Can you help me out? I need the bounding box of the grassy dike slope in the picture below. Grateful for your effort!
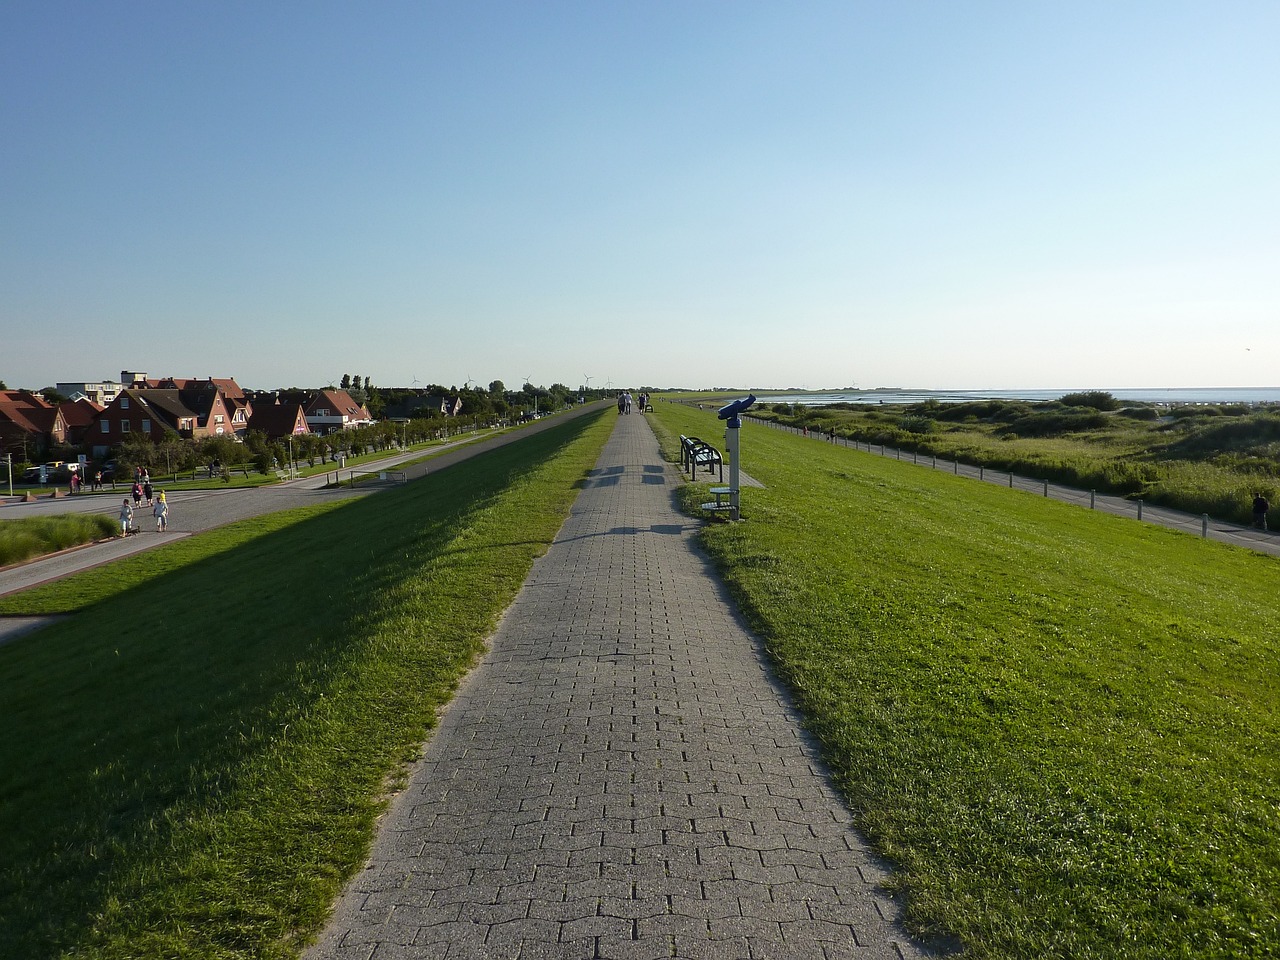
[651,402,1278,960]
[0,409,612,960]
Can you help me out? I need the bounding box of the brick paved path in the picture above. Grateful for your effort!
[305,412,937,960]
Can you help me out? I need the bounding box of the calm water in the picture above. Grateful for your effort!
[763,388,1280,407]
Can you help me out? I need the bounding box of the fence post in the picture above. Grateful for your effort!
[1043,480,1048,496]
[1090,490,1096,509]
[954,460,958,474]
[1202,514,1209,537]
[979,466,984,481]
[932,455,936,468]
[913,451,917,464]
[1008,472,1014,488]
[1137,499,1143,520]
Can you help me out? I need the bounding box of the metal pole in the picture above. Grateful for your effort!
[1043,480,1048,496]
[1090,490,1096,509]
[726,426,741,521]
[1008,472,1014,488]
[1137,499,1143,520]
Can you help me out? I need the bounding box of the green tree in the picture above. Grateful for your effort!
[340,374,351,391]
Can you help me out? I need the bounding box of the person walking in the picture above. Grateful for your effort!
[118,498,134,537]
[1252,492,1270,531]
[132,480,143,509]
[153,491,169,532]
[143,478,153,506]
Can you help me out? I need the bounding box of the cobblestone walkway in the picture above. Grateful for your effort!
[305,411,937,960]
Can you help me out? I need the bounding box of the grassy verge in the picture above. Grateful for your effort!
[0,408,612,959]
[0,513,119,567]
[651,403,1280,960]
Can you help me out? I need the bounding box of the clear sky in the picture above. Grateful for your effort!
[3,1,1277,393]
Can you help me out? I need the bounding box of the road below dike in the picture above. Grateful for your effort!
[0,403,610,615]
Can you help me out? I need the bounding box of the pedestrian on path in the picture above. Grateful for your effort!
[132,480,143,509]
[143,478,153,506]
[153,491,169,532]
[118,499,134,537]
[1253,492,1270,530]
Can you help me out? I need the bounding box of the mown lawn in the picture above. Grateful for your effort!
[651,402,1280,960]
[0,409,612,959]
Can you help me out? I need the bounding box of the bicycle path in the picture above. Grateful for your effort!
[304,411,936,960]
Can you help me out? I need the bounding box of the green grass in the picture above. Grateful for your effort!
[749,400,1280,525]
[0,513,119,567]
[651,403,1280,959]
[0,408,612,959]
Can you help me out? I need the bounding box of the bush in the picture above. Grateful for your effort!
[899,415,937,435]
[1118,407,1159,421]
[1060,390,1119,411]
[997,409,1109,438]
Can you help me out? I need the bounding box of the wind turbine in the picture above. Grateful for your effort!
[524,374,537,416]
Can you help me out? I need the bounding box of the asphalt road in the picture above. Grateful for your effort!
[0,404,609,610]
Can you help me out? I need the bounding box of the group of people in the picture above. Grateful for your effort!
[67,467,105,493]
[119,489,168,536]
[616,391,650,415]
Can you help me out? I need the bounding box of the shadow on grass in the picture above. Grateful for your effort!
[0,412,603,959]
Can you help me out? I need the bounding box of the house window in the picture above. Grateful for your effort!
[142,419,151,432]
[100,421,109,433]
[121,421,131,433]
[121,397,129,409]
[315,408,329,416]
[214,414,224,424]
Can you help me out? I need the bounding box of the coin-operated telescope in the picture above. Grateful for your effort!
[715,395,755,519]
[717,394,756,426]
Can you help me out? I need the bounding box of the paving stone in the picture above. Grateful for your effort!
[304,413,940,960]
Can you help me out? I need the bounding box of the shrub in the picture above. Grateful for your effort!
[1060,390,1119,411]
[899,415,937,435]
[997,409,1109,438]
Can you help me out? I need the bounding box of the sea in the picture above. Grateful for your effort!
[759,388,1280,407]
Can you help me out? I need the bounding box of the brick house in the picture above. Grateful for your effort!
[0,391,67,459]
[247,402,311,439]
[303,389,373,435]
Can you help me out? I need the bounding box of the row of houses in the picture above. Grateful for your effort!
[0,372,378,461]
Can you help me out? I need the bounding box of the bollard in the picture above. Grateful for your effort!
[1043,480,1049,496]
[979,466,984,481]
[913,451,917,464]
[1008,472,1014,488]
[932,455,936,468]
[1138,499,1143,520]
[954,460,958,474]
[1202,514,1209,537]
[1090,490,1096,509]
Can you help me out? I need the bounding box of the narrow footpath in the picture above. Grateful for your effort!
[305,411,936,960]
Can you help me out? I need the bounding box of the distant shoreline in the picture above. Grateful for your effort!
[746,387,1280,406]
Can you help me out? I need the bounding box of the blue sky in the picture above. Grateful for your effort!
[3,2,1277,392]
